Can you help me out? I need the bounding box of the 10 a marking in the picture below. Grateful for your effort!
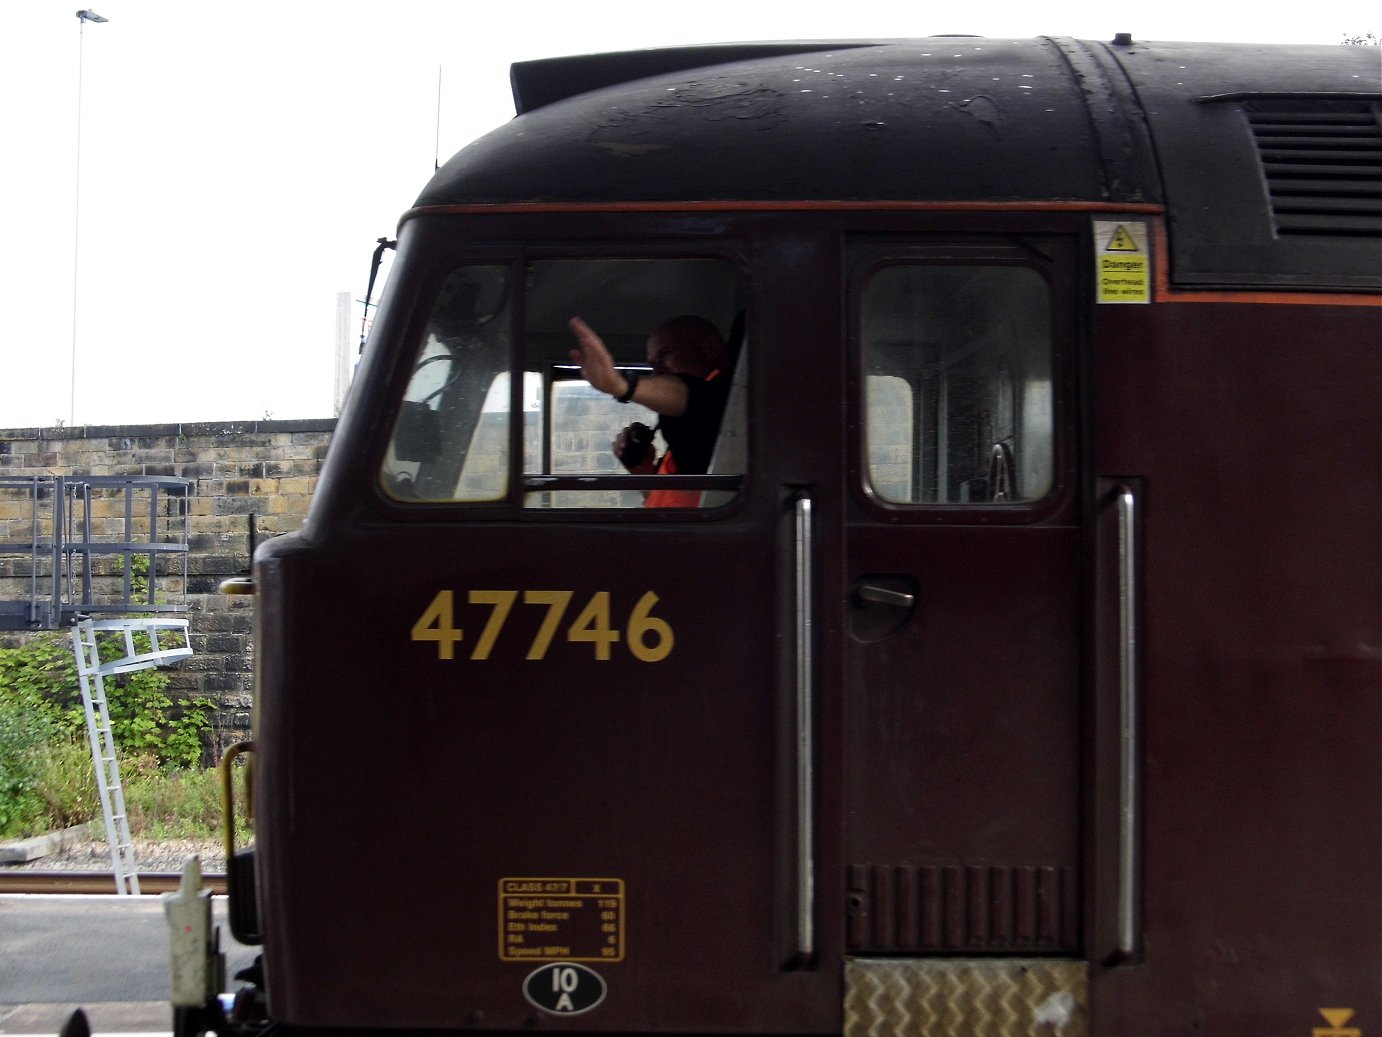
[411,590,674,662]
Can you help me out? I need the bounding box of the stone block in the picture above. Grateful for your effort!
[189,513,245,536]
[0,501,33,521]
[204,633,244,654]
[277,477,315,496]
[180,651,226,672]
[215,497,270,516]
[188,532,219,552]
[264,495,313,521]
[187,554,245,575]
[193,611,236,633]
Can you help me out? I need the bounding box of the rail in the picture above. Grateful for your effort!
[0,871,228,895]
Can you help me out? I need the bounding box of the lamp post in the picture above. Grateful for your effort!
[71,9,108,426]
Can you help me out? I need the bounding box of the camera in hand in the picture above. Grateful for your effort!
[618,421,656,471]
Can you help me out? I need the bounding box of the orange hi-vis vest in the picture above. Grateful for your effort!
[645,369,722,509]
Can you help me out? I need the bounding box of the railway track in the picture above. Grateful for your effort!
[0,871,227,895]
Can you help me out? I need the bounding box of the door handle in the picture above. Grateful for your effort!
[851,577,919,643]
[855,583,915,608]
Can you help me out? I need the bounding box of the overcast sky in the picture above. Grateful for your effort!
[2,0,1376,429]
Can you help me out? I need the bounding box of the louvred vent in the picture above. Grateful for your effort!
[1246,99,1382,237]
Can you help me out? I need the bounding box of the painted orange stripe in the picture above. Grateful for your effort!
[1155,285,1382,306]
[1150,222,1382,306]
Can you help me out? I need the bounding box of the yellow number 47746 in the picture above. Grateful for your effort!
[410,589,673,663]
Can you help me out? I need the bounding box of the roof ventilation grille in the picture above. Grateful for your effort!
[1246,100,1382,238]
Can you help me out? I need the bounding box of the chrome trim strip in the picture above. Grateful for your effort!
[1116,486,1139,957]
[794,494,815,959]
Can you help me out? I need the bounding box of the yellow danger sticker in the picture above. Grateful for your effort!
[1093,219,1151,304]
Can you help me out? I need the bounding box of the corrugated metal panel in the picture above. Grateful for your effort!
[847,864,1078,953]
[1247,100,1382,237]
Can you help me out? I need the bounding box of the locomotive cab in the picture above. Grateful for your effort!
[225,36,1379,1037]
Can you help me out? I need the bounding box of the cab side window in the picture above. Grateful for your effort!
[861,264,1054,505]
[381,257,745,509]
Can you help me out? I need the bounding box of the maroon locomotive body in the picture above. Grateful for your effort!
[216,36,1380,1037]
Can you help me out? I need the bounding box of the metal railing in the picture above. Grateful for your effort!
[0,474,190,630]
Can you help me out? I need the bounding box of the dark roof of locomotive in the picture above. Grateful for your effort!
[416,38,1382,290]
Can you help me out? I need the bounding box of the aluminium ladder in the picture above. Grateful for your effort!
[72,617,194,895]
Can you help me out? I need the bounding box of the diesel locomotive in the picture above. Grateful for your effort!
[158,34,1382,1037]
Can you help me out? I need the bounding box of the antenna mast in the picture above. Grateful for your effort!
[434,66,443,170]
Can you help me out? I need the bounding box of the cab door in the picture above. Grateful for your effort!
[290,238,838,1033]
[841,241,1084,964]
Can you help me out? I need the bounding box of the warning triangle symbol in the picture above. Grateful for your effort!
[1320,1008,1355,1027]
[1106,225,1140,252]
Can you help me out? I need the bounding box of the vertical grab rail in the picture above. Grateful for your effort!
[793,494,815,961]
[1115,486,1139,957]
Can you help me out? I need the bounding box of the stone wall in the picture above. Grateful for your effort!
[0,419,334,759]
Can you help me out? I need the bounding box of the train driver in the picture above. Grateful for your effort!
[567,315,731,508]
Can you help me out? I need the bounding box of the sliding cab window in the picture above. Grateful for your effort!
[380,257,746,509]
[861,263,1054,506]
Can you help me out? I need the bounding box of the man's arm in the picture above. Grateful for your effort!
[568,317,689,417]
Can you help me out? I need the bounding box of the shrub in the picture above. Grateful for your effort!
[0,629,212,769]
[0,627,215,838]
[32,735,98,830]
[0,692,59,837]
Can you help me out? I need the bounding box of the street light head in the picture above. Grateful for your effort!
[76,10,108,22]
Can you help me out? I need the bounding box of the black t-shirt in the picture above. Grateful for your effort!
[658,370,731,474]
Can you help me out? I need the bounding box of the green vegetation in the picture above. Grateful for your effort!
[0,629,220,842]
[0,688,62,835]
[120,757,250,843]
